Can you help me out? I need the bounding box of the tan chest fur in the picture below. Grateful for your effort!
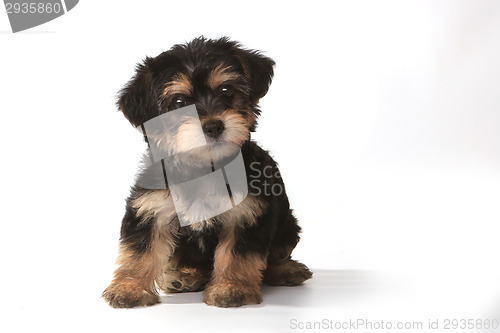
[130,189,268,232]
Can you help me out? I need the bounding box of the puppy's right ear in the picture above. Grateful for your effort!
[117,58,158,127]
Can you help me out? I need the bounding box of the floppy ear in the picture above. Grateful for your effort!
[235,48,275,104]
[117,58,158,127]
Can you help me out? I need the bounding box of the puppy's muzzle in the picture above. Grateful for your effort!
[202,119,225,138]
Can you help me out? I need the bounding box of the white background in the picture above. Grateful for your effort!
[1,1,499,332]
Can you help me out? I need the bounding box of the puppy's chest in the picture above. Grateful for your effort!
[131,189,268,232]
[176,225,220,255]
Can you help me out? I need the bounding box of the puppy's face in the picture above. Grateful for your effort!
[118,37,275,159]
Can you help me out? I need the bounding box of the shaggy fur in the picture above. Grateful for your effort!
[103,37,312,308]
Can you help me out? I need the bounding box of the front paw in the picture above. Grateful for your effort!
[203,282,262,307]
[102,282,160,308]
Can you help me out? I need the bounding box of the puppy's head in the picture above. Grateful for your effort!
[118,37,274,157]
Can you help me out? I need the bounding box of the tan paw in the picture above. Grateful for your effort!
[102,282,159,308]
[263,259,313,286]
[203,282,262,307]
[158,266,210,293]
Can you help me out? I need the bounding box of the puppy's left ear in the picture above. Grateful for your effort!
[235,48,275,104]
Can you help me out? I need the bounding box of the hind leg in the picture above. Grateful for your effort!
[263,209,312,286]
[158,252,212,293]
[159,265,211,293]
[263,257,312,286]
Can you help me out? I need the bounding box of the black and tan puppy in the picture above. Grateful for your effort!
[103,37,312,308]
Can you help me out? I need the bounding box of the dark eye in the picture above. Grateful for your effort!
[220,85,234,96]
[170,96,186,110]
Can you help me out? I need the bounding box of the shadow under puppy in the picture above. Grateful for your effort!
[103,37,312,308]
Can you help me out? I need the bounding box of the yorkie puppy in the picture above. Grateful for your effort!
[103,37,312,308]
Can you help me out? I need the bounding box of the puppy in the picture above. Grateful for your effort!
[103,37,312,308]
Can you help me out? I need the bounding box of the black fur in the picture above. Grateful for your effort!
[104,37,311,308]
[118,37,274,126]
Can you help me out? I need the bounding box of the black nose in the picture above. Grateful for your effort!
[202,120,224,138]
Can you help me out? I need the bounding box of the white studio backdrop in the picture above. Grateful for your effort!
[0,1,499,332]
